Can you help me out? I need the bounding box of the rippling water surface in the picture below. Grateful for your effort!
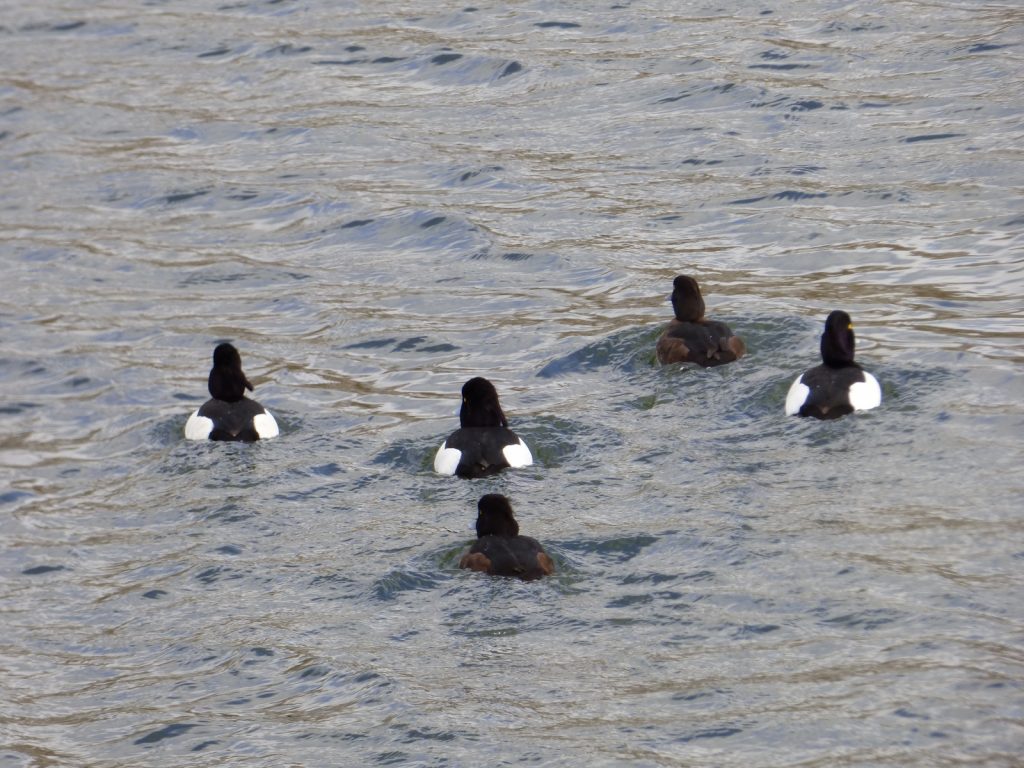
[3,1,1023,765]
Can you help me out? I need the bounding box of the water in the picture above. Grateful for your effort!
[2,0,1023,765]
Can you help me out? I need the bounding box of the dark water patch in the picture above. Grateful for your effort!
[372,56,406,64]
[607,592,654,608]
[448,165,505,187]
[734,623,781,637]
[313,57,366,66]
[298,664,330,680]
[1,360,47,382]
[537,327,660,378]
[790,100,825,112]
[431,53,463,66]
[345,336,457,354]
[398,51,527,85]
[535,21,581,29]
[676,726,742,743]
[22,564,67,576]
[749,63,813,70]
[468,248,561,267]
[728,190,827,205]
[754,164,825,176]
[194,565,244,585]
[163,188,210,206]
[558,534,659,564]
[134,722,197,745]
[400,727,458,743]
[372,432,448,474]
[48,20,87,32]
[821,20,886,33]
[871,361,954,415]
[372,568,446,601]
[191,740,219,752]
[202,501,252,528]
[671,688,723,702]
[499,60,523,78]
[866,188,912,203]
[342,218,374,228]
[970,43,1009,53]
[344,337,397,350]
[0,490,34,505]
[895,707,930,719]
[198,46,231,58]
[515,413,619,470]
[621,571,680,586]
[751,94,789,109]
[214,544,243,555]
[467,247,586,277]
[789,165,825,175]
[179,266,309,287]
[375,751,412,765]
[902,133,965,144]
[820,608,902,630]
[309,462,344,477]
[262,43,312,57]
[393,336,428,351]
[328,210,488,255]
[309,571,361,600]
[657,81,759,107]
[773,190,828,201]
[142,589,168,599]
[0,402,40,415]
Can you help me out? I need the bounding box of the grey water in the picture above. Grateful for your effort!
[2,0,1023,765]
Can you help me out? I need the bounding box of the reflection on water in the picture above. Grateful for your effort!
[2,0,1023,765]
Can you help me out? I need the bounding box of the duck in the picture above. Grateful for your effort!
[785,310,882,419]
[433,377,532,477]
[656,275,746,367]
[459,494,554,581]
[184,342,279,441]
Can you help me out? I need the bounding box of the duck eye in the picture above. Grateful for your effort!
[847,323,854,330]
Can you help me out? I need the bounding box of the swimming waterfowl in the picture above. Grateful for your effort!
[184,342,279,441]
[785,310,882,419]
[459,494,554,581]
[433,377,532,478]
[656,275,746,367]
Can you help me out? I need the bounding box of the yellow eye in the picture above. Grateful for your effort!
[848,323,854,330]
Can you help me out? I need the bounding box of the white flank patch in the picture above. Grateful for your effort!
[503,438,533,468]
[433,443,462,475]
[849,372,882,412]
[184,410,213,440]
[784,376,810,416]
[254,411,280,439]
